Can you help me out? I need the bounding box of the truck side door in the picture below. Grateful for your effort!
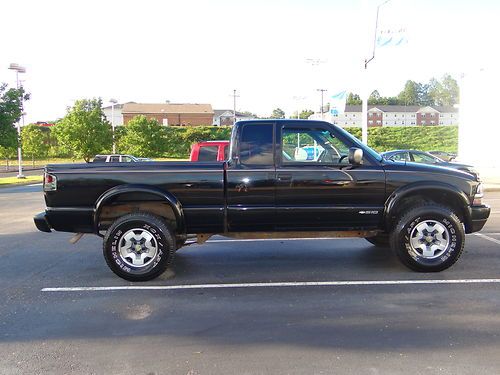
[226,122,276,231]
[275,123,385,230]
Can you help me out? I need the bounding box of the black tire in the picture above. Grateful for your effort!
[389,205,465,272]
[365,234,389,247]
[103,212,175,281]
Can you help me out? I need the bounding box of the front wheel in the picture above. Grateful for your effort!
[390,205,465,272]
[103,212,176,281]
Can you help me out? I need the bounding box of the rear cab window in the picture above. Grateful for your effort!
[239,123,274,166]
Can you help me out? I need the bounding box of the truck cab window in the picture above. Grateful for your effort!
[198,146,218,162]
[281,127,350,164]
[239,124,273,166]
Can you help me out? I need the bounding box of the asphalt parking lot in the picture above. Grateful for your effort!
[0,184,499,375]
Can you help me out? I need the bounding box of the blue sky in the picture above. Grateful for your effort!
[1,0,498,122]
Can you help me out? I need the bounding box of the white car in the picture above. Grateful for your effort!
[92,154,139,163]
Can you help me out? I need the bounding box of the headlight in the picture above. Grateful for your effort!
[473,183,483,205]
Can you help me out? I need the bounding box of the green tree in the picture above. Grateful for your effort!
[240,111,258,118]
[368,90,385,105]
[0,83,30,167]
[290,109,314,119]
[428,74,459,106]
[346,93,362,105]
[21,124,50,166]
[53,98,112,162]
[119,115,165,157]
[397,80,421,105]
[270,108,285,119]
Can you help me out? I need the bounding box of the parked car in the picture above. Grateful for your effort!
[93,154,139,163]
[428,151,457,162]
[136,157,154,162]
[190,141,229,162]
[381,150,478,178]
[34,120,490,281]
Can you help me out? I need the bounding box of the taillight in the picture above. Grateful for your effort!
[44,173,57,191]
[473,183,483,205]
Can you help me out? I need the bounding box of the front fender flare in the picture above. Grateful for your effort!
[93,184,185,234]
[384,181,470,227]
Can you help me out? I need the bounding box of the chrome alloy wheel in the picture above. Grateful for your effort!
[409,220,450,259]
[118,228,158,267]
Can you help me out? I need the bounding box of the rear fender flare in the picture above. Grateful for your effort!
[93,184,185,234]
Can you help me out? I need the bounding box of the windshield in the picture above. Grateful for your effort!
[334,125,383,162]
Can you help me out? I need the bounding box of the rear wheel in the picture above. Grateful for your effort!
[390,205,465,272]
[103,212,175,281]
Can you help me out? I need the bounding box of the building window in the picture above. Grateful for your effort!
[376,120,381,124]
[368,120,373,124]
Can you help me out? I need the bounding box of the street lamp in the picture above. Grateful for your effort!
[292,96,306,119]
[8,63,26,179]
[109,98,118,153]
[317,89,327,120]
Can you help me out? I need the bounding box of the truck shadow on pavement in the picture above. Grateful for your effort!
[1,232,500,353]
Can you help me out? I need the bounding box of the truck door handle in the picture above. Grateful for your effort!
[277,174,292,181]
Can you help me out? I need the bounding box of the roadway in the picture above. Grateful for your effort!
[0,184,499,374]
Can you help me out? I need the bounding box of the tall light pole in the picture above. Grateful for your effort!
[362,0,392,145]
[317,89,327,119]
[231,89,239,125]
[109,98,118,153]
[292,96,306,119]
[8,63,26,179]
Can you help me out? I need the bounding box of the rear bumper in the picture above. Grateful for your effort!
[34,212,51,233]
[468,204,491,233]
[33,207,94,233]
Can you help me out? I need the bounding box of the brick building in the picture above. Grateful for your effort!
[122,103,214,126]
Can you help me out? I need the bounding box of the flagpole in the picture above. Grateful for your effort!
[362,0,391,145]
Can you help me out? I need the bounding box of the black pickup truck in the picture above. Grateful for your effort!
[34,120,490,281]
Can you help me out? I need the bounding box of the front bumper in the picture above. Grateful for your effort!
[469,204,491,233]
[34,212,51,233]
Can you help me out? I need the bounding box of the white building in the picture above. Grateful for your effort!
[310,105,459,127]
[213,110,256,126]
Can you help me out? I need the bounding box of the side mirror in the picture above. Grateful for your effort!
[348,147,363,165]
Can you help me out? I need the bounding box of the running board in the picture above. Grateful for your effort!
[196,230,380,244]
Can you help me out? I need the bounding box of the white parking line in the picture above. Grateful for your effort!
[27,183,42,187]
[474,233,500,245]
[41,278,500,292]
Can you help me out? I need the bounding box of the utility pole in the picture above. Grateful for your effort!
[317,89,327,120]
[232,89,239,125]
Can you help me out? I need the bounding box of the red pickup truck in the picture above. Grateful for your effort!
[190,141,229,162]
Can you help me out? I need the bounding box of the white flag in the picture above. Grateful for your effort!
[330,91,347,116]
[377,27,408,47]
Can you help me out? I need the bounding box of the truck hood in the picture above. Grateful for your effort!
[383,160,477,181]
